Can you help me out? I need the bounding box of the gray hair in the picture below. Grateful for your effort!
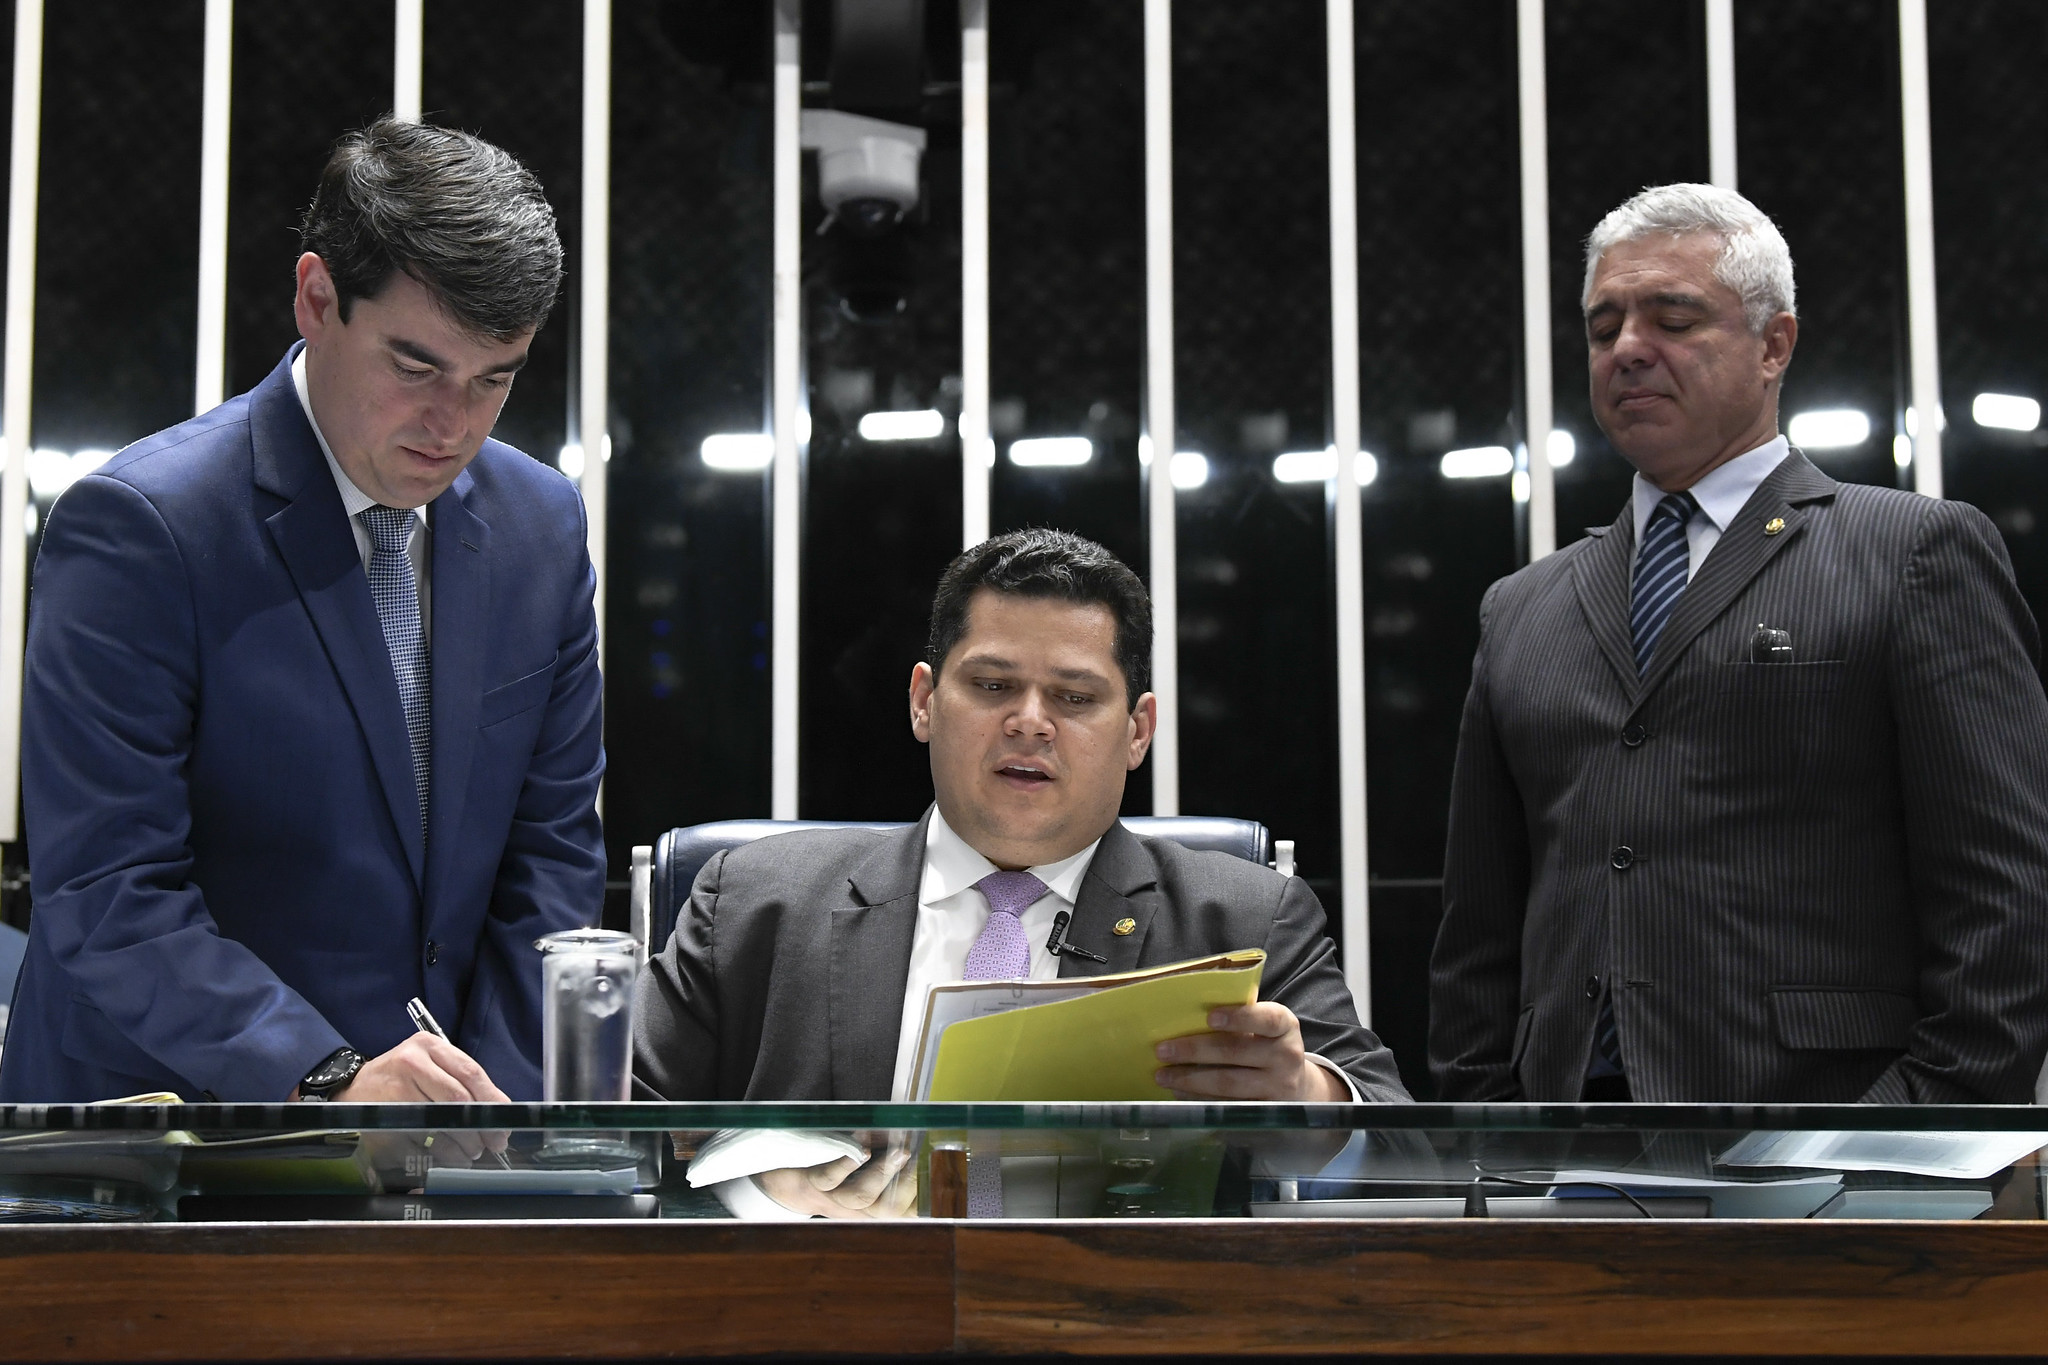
[1581,183,1796,335]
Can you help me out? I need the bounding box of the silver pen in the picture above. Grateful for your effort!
[407,995,511,1168]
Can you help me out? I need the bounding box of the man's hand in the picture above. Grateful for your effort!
[332,1034,511,1161]
[756,1144,917,1219]
[1153,1002,1350,1101]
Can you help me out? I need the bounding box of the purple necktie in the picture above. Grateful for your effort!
[963,870,1046,981]
[963,869,1046,1218]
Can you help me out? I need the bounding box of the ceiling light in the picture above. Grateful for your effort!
[1546,429,1575,467]
[1973,392,2041,433]
[1009,437,1092,467]
[857,409,945,441]
[701,433,775,470]
[1272,448,1378,486]
[1893,434,1913,468]
[1787,409,1870,449]
[1170,451,1209,490]
[1440,445,1514,479]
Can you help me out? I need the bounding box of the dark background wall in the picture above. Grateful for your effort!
[5,1,2046,1100]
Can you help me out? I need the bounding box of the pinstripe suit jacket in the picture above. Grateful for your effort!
[1429,450,2048,1103]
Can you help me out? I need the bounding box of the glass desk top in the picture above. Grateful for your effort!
[2,1102,2043,1223]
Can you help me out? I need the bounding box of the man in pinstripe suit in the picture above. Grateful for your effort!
[1430,184,2048,1104]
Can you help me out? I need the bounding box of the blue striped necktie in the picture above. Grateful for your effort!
[1629,490,1702,674]
[361,505,431,837]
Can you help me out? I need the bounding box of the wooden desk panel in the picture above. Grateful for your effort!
[5,1219,2048,1360]
[0,1222,955,1360]
[955,1220,2048,1355]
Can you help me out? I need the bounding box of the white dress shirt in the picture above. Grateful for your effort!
[1630,434,1791,583]
[710,811,1362,1218]
[291,350,432,634]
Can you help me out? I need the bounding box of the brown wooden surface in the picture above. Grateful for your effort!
[0,1222,954,1361]
[5,1218,2048,1360]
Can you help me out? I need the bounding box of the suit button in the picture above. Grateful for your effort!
[425,940,439,966]
[1610,846,1635,870]
[1621,724,1647,747]
[1585,975,1601,999]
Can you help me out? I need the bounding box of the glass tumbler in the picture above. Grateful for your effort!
[536,928,640,1102]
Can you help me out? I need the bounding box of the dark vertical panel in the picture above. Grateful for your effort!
[604,0,774,854]
[33,0,204,451]
[1169,1,1336,864]
[225,5,393,397]
[1545,0,1708,543]
[1928,1,2048,626]
[420,0,579,466]
[1353,0,1521,1094]
[1736,0,1904,492]
[986,0,1143,578]
[798,16,963,819]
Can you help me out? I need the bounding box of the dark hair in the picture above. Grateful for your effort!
[300,117,563,341]
[926,529,1152,708]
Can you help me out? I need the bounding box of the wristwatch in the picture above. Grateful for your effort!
[298,1047,366,1101]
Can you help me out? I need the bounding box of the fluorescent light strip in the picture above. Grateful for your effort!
[702,433,775,470]
[857,409,946,442]
[1973,392,2040,432]
[1787,409,1870,449]
[1009,436,1092,467]
[1272,447,1378,486]
[1441,445,1514,479]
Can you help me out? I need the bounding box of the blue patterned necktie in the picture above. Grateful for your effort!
[361,505,431,837]
[1629,490,1702,674]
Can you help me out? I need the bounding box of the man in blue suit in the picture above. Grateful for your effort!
[0,119,604,1105]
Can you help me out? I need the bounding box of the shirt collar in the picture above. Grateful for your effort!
[922,805,1102,908]
[292,348,423,527]
[1631,434,1791,544]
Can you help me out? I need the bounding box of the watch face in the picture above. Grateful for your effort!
[304,1049,362,1092]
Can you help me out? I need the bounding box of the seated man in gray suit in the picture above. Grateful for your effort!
[1431,183,2048,1104]
[636,528,1407,1216]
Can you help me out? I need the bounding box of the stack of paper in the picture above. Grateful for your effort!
[912,950,1266,1101]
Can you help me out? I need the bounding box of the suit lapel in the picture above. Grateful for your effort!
[1571,509,1640,694]
[829,817,928,1099]
[423,477,489,918]
[252,350,424,889]
[1059,822,1160,977]
[1634,450,1838,706]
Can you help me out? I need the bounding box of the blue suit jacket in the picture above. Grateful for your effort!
[0,348,605,1102]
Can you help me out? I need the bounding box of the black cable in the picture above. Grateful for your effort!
[1471,1168,1657,1219]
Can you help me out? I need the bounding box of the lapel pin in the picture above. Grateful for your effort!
[1763,517,1785,536]
[1113,917,1137,936]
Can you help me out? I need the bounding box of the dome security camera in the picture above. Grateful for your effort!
[800,110,927,237]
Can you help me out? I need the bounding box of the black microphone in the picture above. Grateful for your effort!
[1046,910,1107,964]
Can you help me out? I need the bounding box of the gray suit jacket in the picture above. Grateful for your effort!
[635,813,1409,1101]
[1430,451,2048,1103]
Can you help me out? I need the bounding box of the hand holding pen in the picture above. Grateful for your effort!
[398,995,512,1168]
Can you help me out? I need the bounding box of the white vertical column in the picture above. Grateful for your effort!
[580,0,611,673]
[959,0,991,548]
[1142,0,1178,815]
[1899,0,1942,499]
[1516,0,1554,560]
[770,0,802,818]
[1705,0,1737,190]
[194,0,232,416]
[394,0,423,122]
[1326,0,1370,1024]
[0,0,42,844]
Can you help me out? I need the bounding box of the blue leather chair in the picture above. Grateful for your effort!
[646,817,1274,953]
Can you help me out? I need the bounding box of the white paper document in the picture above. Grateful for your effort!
[1717,1130,2048,1181]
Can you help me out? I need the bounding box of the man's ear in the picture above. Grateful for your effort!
[908,662,936,743]
[1125,692,1158,771]
[1759,310,1798,382]
[294,252,340,344]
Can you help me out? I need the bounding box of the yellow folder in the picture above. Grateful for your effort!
[925,950,1266,1101]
